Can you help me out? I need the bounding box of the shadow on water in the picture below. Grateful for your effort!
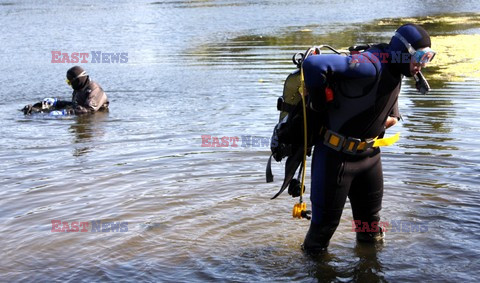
[69,111,109,157]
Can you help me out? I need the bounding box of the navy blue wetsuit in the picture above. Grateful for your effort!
[302,46,402,249]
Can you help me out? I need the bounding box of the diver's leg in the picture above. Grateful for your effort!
[349,152,385,242]
[22,102,43,114]
[303,145,351,252]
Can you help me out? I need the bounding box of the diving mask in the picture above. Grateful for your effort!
[394,32,436,64]
[66,70,88,86]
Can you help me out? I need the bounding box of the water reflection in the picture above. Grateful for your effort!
[306,251,341,283]
[351,242,385,282]
[69,111,109,157]
[401,88,458,151]
[191,12,480,83]
[306,243,385,282]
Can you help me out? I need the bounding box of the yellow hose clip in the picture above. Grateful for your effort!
[292,202,311,219]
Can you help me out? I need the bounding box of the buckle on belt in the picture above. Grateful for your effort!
[343,137,376,154]
[343,137,361,154]
[323,130,344,151]
[363,138,376,151]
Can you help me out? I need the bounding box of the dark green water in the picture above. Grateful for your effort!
[0,1,479,282]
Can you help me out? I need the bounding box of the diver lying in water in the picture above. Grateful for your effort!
[22,66,109,115]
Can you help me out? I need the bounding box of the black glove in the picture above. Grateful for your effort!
[74,105,89,115]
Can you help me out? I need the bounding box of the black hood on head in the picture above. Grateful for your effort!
[388,24,431,77]
[67,66,89,90]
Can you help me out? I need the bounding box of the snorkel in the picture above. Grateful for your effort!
[393,31,436,94]
[414,72,431,95]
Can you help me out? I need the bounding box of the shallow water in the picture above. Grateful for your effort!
[1,1,480,282]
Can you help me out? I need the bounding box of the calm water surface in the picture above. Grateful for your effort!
[0,1,479,282]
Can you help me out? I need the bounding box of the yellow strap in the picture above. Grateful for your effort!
[356,132,400,151]
[372,132,401,147]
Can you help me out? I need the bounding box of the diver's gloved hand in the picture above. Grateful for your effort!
[42,97,57,109]
[65,108,75,115]
[74,105,89,115]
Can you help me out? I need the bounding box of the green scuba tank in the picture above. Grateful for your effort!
[277,70,302,121]
[267,50,315,197]
[267,45,344,199]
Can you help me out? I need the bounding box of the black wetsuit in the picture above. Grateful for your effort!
[302,45,403,250]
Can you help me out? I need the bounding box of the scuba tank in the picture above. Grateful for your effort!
[267,44,377,220]
[267,45,346,201]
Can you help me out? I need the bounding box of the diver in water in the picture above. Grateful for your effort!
[22,66,109,115]
[301,24,435,253]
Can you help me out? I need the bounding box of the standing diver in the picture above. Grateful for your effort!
[301,24,435,253]
[22,66,109,115]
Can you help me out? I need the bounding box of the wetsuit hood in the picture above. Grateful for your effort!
[67,66,89,90]
[388,24,431,77]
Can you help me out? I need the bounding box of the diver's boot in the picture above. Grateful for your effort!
[356,227,385,243]
[302,222,336,254]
